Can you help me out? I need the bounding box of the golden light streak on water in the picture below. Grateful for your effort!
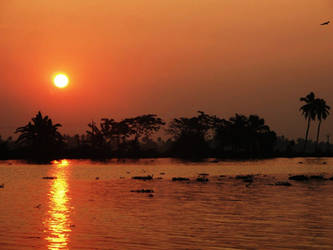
[51,159,70,167]
[45,160,72,249]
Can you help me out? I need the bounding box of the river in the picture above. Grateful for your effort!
[0,158,333,249]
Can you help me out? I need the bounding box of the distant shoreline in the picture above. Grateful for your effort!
[2,153,333,164]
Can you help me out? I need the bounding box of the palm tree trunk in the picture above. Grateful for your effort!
[316,119,322,152]
[304,117,311,152]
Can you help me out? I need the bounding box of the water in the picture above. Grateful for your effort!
[1,158,333,249]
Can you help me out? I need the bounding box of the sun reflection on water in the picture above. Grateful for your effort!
[45,160,72,249]
[51,159,70,167]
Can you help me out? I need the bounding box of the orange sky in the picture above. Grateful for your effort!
[0,0,333,140]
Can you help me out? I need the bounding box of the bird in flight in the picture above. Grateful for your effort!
[320,21,330,25]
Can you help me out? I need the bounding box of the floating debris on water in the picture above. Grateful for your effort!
[196,177,209,182]
[275,182,292,186]
[288,175,327,181]
[131,189,154,193]
[235,175,254,183]
[132,175,153,180]
[309,175,327,180]
[235,175,253,179]
[172,177,190,181]
[289,175,309,181]
[42,176,57,180]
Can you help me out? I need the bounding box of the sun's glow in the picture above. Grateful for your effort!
[53,74,69,88]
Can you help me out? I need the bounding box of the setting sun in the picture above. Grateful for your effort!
[53,74,69,88]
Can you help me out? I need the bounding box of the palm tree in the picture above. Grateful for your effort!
[300,92,317,152]
[15,111,63,158]
[314,98,330,151]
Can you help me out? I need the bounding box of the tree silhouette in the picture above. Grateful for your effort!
[214,114,276,156]
[124,114,165,142]
[86,120,110,157]
[228,114,248,153]
[247,115,273,153]
[299,92,317,152]
[167,111,216,158]
[15,111,63,159]
[100,118,133,154]
[314,98,330,151]
[85,115,165,157]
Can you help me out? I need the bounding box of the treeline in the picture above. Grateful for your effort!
[0,91,330,162]
[0,111,280,161]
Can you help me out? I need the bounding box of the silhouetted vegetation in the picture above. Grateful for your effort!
[314,98,330,151]
[300,92,316,152]
[81,114,165,158]
[172,177,190,181]
[130,189,154,193]
[0,136,11,160]
[167,111,217,158]
[14,112,64,161]
[132,175,153,180]
[275,181,291,186]
[0,97,332,162]
[299,92,330,153]
[214,114,276,158]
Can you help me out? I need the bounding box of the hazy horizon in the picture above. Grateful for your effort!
[1,0,332,140]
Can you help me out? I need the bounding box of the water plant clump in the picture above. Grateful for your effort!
[132,175,153,180]
[130,189,154,193]
[42,176,57,180]
[275,181,292,186]
[172,177,190,181]
[235,175,254,183]
[289,175,309,181]
[196,174,209,182]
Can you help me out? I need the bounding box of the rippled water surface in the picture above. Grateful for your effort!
[1,158,333,249]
